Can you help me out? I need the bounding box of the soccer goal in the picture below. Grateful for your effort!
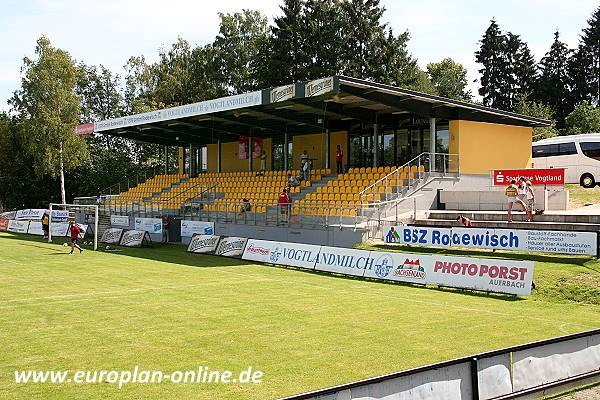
[48,203,99,251]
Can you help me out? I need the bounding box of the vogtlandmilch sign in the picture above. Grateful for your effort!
[241,239,534,295]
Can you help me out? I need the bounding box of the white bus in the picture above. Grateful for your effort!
[532,134,600,188]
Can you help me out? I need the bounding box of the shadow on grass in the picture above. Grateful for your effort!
[0,232,253,269]
[361,243,596,267]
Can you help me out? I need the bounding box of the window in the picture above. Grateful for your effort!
[580,141,600,161]
[533,142,577,158]
[558,142,577,155]
[533,144,558,157]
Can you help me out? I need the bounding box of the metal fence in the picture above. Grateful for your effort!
[279,328,600,400]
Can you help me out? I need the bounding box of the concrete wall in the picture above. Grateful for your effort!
[179,221,365,248]
[449,120,533,174]
[440,189,569,211]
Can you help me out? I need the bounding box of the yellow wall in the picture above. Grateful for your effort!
[206,139,272,173]
[329,131,348,169]
[292,133,326,170]
[449,120,532,174]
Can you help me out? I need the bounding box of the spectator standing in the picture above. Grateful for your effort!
[335,145,343,174]
[41,212,50,239]
[162,216,170,243]
[278,188,291,223]
[301,159,310,182]
[260,150,267,173]
[301,150,309,165]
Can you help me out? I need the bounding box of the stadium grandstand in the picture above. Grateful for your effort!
[80,75,549,243]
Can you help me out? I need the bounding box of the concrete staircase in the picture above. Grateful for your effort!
[415,210,600,232]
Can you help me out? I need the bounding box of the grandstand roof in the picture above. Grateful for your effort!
[94,76,550,146]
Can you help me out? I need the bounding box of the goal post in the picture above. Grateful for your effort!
[48,203,99,251]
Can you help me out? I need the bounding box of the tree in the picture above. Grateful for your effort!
[513,93,558,140]
[565,101,600,134]
[476,20,509,110]
[213,10,269,94]
[426,58,471,100]
[267,0,307,85]
[535,30,572,128]
[301,0,345,79]
[510,33,537,106]
[9,36,87,204]
[570,7,600,106]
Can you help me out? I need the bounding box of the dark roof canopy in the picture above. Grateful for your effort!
[94,76,550,147]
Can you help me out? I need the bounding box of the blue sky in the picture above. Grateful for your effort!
[0,0,598,112]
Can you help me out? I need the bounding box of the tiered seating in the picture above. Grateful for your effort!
[107,174,186,206]
[204,169,328,213]
[292,165,424,217]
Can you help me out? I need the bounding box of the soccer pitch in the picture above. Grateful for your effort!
[1,233,599,399]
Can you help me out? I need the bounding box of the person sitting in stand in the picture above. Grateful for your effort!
[288,173,299,189]
[457,215,473,227]
[238,198,252,217]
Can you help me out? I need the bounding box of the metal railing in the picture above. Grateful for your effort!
[359,152,459,205]
[99,167,161,197]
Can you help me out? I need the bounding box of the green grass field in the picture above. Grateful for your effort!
[566,183,600,207]
[1,232,599,399]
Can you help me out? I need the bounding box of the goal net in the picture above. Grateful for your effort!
[48,203,99,251]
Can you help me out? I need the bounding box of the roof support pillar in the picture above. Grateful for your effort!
[430,117,436,172]
[373,115,378,168]
[163,145,168,175]
[248,131,253,172]
[217,139,221,173]
[284,129,289,171]
[325,128,330,170]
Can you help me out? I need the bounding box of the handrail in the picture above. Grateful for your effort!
[158,182,220,205]
[358,152,457,198]
[99,167,159,196]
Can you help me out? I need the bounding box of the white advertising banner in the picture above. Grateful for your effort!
[0,211,17,220]
[187,235,220,253]
[386,226,598,256]
[27,221,44,235]
[16,209,46,220]
[242,239,320,270]
[180,220,215,237]
[119,230,148,247]
[95,91,263,132]
[110,215,130,227]
[214,237,247,257]
[314,246,373,277]
[50,210,69,222]
[134,217,162,234]
[50,223,69,237]
[101,228,124,244]
[365,251,534,295]
[8,220,29,233]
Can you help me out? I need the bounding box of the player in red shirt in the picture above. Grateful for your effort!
[68,220,84,254]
